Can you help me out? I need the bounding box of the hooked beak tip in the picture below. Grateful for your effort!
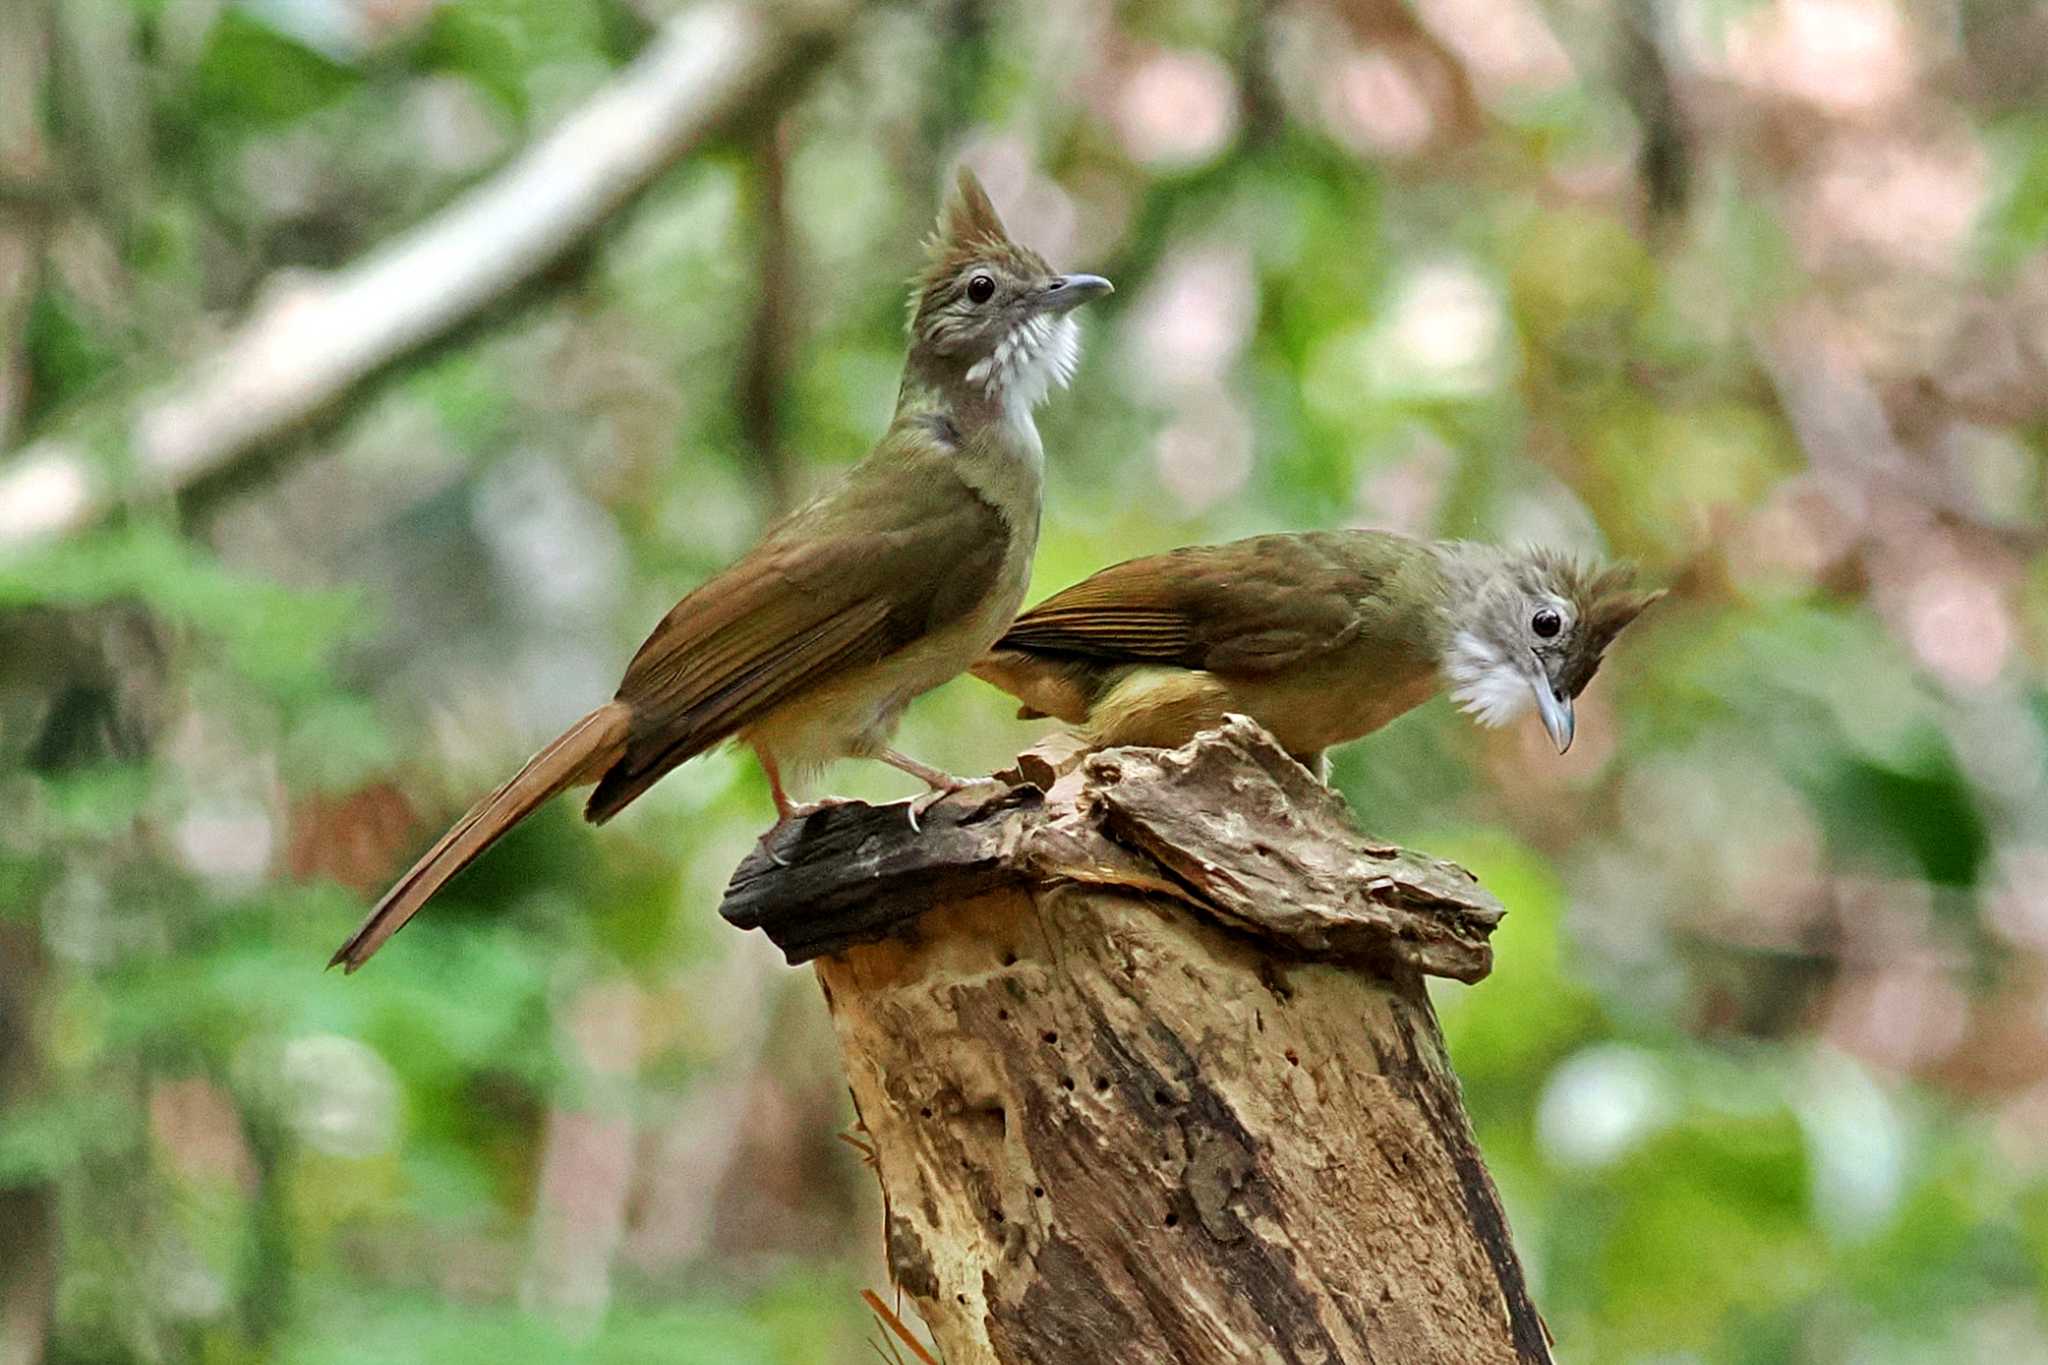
[1536,685,1575,755]
[1042,273,1113,312]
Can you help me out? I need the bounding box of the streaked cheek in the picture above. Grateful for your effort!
[923,312,976,354]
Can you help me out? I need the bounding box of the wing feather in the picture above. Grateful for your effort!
[994,532,1394,677]
[586,457,1009,821]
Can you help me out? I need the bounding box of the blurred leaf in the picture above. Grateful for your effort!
[23,286,123,429]
[194,10,360,128]
[1560,1108,1817,1356]
[42,763,151,838]
[0,528,369,703]
[1810,756,1988,890]
[1984,114,2048,274]
[279,1275,849,1365]
[1510,206,1657,352]
[1427,827,1604,1115]
[0,1090,132,1182]
[1588,398,1795,556]
[417,0,614,118]
[282,695,400,794]
[402,346,520,452]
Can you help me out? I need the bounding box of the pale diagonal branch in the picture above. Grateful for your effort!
[0,0,855,555]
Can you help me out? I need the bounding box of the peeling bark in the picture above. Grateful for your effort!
[722,717,1550,1364]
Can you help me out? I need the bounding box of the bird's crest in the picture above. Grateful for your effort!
[933,167,1011,260]
[908,167,1052,317]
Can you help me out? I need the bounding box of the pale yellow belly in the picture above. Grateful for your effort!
[1089,657,1441,760]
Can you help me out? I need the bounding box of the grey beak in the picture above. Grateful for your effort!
[1039,274,1114,313]
[1535,682,1575,755]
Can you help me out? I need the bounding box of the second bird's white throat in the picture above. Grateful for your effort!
[967,313,1082,414]
[1443,628,1535,728]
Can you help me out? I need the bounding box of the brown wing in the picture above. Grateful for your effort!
[586,459,1008,821]
[995,532,1394,677]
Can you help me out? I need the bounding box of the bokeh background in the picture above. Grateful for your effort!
[2,0,2046,1360]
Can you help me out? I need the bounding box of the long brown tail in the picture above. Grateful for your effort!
[328,701,632,973]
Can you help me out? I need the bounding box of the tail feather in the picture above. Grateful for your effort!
[328,702,631,973]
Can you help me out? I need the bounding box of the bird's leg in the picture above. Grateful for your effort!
[880,748,1004,833]
[761,747,799,824]
[879,747,966,791]
[756,750,798,868]
[754,748,839,867]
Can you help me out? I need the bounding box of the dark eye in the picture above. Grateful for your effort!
[966,274,995,304]
[1532,608,1562,639]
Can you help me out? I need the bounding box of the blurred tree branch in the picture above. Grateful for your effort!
[0,0,50,452]
[0,0,857,556]
[1236,0,1285,150]
[0,8,54,1348]
[1753,310,2048,557]
[51,0,150,236]
[0,602,169,1365]
[1617,0,1691,225]
[737,119,797,515]
[0,924,51,1365]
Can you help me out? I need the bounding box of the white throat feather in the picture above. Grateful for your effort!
[1444,628,1534,728]
[965,313,1081,414]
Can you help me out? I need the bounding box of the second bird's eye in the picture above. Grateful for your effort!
[1532,608,1562,639]
[967,274,996,304]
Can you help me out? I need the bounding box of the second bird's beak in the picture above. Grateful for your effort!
[1038,274,1114,313]
[1534,680,1575,755]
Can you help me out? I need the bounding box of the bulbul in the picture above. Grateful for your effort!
[973,531,1661,773]
[331,169,1110,971]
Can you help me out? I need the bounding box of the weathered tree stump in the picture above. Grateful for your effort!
[722,716,1551,1365]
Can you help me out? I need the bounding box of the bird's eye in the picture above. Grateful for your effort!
[967,274,996,304]
[1532,608,1562,639]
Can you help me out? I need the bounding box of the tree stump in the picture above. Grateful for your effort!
[721,716,1551,1365]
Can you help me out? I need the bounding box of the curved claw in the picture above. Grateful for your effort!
[906,786,951,834]
[905,776,1007,836]
[756,796,846,866]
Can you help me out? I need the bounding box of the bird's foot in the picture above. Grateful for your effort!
[758,797,847,867]
[905,774,1007,834]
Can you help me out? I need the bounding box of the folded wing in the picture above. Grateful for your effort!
[588,465,1008,820]
[990,531,1388,678]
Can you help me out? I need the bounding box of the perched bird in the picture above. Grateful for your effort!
[973,532,1661,772]
[331,169,1111,971]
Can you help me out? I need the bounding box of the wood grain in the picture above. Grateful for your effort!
[721,716,1547,1364]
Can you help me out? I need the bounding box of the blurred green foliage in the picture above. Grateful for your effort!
[5,0,2048,1361]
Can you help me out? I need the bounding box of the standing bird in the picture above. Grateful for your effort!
[973,532,1661,773]
[331,169,1111,971]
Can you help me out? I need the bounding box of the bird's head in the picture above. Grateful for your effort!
[1441,548,1664,753]
[905,168,1112,411]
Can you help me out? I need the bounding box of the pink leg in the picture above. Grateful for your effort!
[878,748,964,792]
[758,746,798,823]
[880,749,1006,833]
[754,747,806,866]
[753,746,853,862]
